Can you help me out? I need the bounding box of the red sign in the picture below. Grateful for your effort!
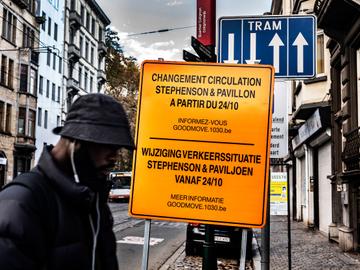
[197,0,215,47]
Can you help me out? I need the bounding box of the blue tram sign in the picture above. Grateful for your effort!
[218,15,316,78]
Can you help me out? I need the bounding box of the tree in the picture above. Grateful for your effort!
[104,28,140,171]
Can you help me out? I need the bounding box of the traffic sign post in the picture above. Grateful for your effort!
[130,60,274,228]
[218,15,316,78]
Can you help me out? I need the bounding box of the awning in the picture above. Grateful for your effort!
[292,101,329,120]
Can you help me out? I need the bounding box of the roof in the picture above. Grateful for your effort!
[86,0,111,26]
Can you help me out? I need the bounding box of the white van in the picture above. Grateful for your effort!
[108,171,131,202]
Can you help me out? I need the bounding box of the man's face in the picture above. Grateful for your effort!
[76,141,121,178]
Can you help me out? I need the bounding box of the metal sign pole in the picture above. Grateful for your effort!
[141,219,151,270]
[261,170,271,270]
[202,224,217,270]
[239,229,248,270]
[286,164,292,270]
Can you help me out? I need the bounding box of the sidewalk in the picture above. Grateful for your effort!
[254,215,360,270]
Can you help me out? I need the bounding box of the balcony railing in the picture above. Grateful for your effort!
[67,78,80,96]
[97,69,106,84]
[69,10,82,30]
[342,127,360,171]
[12,0,28,9]
[98,41,107,58]
[68,44,80,63]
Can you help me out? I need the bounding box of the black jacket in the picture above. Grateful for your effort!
[0,146,118,270]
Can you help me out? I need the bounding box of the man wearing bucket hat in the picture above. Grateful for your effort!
[0,94,134,270]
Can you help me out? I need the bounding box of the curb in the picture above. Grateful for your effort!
[159,242,186,270]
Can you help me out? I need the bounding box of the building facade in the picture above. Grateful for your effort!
[63,0,109,112]
[315,0,360,252]
[272,0,360,253]
[0,0,42,185]
[34,0,65,162]
[271,0,333,236]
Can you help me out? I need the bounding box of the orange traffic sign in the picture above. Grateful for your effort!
[129,60,274,228]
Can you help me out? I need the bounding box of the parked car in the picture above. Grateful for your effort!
[185,223,252,258]
[108,171,131,202]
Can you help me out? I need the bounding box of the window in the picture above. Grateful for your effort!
[98,27,103,41]
[1,56,7,85]
[54,23,58,41]
[79,66,82,88]
[27,0,36,15]
[44,110,48,129]
[5,104,11,133]
[37,107,42,126]
[0,102,11,133]
[0,101,4,131]
[53,53,56,70]
[85,41,89,60]
[58,57,62,73]
[86,11,90,30]
[2,8,17,44]
[90,76,93,93]
[80,5,85,24]
[79,36,83,56]
[317,33,325,75]
[69,28,74,44]
[23,25,34,48]
[71,0,76,10]
[20,64,28,92]
[41,12,46,31]
[90,47,94,64]
[57,86,61,103]
[52,83,56,101]
[84,71,88,91]
[14,156,31,176]
[8,59,14,89]
[29,68,37,95]
[46,80,50,98]
[39,76,43,95]
[18,108,26,135]
[28,110,35,137]
[91,18,96,36]
[47,50,51,66]
[48,17,52,36]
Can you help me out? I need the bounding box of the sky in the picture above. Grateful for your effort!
[96,0,272,64]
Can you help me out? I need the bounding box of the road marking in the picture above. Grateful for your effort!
[117,236,164,246]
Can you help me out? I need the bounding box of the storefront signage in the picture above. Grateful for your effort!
[292,109,322,149]
[270,81,288,158]
[130,61,274,228]
[270,172,288,215]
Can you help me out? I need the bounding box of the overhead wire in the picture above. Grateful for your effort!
[0,11,194,96]
[127,25,195,36]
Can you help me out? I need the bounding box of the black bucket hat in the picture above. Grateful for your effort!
[53,94,135,149]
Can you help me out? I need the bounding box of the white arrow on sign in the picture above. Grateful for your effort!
[292,33,308,73]
[245,33,261,64]
[224,33,239,63]
[269,33,284,73]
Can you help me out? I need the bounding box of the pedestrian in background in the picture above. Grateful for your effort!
[0,94,135,270]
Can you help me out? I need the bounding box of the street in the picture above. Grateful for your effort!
[109,202,186,269]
